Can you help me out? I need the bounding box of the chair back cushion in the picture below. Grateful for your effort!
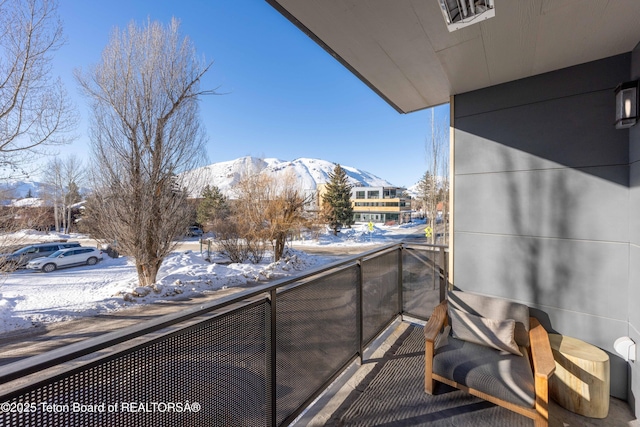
[447,290,530,347]
[449,307,523,356]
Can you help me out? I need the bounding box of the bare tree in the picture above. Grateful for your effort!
[42,155,84,233]
[0,189,52,274]
[0,0,76,179]
[259,172,311,261]
[231,169,270,263]
[424,108,449,244]
[214,170,311,263]
[76,18,216,287]
[213,220,251,264]
[43,158,62,232]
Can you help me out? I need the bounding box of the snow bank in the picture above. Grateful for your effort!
[116,249,319,302]
[0,222,427,335]
[0,248,327,335]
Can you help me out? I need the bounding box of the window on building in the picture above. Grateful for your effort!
[368,190,379,199]
[356,191,365,199]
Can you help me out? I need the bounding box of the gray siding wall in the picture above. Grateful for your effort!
[453,54,632,400]
[629,43,640,415]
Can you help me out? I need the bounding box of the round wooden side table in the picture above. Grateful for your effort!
[548,333,610,418]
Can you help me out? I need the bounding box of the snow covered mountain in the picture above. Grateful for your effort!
[0,157,398,203]
[0,179,43,200]
[183,156,395,198]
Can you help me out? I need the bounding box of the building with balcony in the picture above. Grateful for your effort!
[351,185,411,224]
[268,0,640,419]
[3,2,640,426]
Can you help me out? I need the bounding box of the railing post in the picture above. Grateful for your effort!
[357,260,364,365]
[439,247,446,302]
[270,288,277,427]
[398,245,404,318]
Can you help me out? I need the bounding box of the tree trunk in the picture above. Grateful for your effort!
[274,234,285,262]
[136,260,162,288]
[61,203,67,233]
[54,204,60,232]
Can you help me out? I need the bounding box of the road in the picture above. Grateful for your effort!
[287,222,435,255]
[0,222,446,366]
[81,222,444,256]
[14,221,445,258]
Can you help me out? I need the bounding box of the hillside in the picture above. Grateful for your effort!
[0,179,42,200]
[0,157,399,203]
[183,156,395,198]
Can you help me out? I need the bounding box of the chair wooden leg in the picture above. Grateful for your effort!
[425,377,435,394]
[534,373,550,426]
[533,415,547,427]
[425,341,435,394]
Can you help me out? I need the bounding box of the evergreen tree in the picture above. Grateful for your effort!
[197,185,229,229]
[64,181,82,233]
[322,164,353,235]
[65,181,82,205]
[25,188,33,198]
[416,171,434,214]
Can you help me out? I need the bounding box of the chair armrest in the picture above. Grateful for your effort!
[424,300,448,394]
[424,300,448,343]
[529,317,555,422]
[529,317,555,379]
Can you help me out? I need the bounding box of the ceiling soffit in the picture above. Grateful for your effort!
[269,0,640,113]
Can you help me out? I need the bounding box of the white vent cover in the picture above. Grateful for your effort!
[438,0,495,32]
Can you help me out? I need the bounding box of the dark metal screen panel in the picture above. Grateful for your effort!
[0,302,270,427]
[361,250,400,345]
[274,266,359,426]
[402,247,443,319]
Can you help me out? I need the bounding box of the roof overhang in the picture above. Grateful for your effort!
[267,0,640,113]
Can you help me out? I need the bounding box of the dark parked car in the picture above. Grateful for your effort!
[0,242,82,269]
[186,226,203,237]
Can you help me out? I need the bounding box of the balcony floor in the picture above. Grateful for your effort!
[295,320,639,427]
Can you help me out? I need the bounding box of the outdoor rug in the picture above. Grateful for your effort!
[326,324,533,427]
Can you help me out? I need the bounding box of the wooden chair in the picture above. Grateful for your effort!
[424,291,556,427]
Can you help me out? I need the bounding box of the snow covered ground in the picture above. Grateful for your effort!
[0,221,426,335]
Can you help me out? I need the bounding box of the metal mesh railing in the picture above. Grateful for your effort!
[0,301,271,427]
[274,265,359,426]
[0,242,446,427]
[402,245,447,320]
[361,249,400,346]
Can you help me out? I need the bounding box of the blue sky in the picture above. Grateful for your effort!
[50,0,449,188]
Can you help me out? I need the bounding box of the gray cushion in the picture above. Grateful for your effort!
[448,307,523,356]
[448,290,530,347]
[434,330,535,408]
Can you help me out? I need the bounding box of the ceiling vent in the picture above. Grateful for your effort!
[438,0,495,32]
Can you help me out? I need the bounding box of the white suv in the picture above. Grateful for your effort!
[27,247,104,272]
[0,242,81,269]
